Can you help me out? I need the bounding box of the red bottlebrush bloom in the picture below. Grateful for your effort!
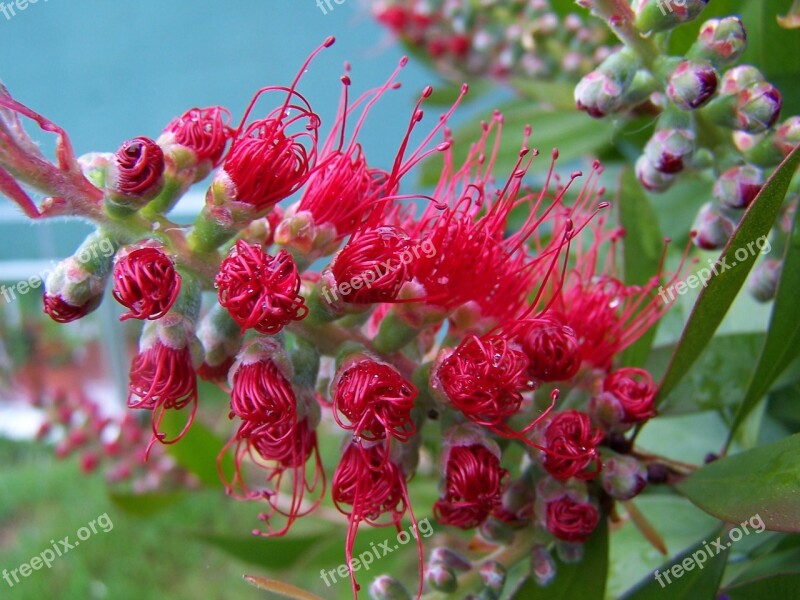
[510,314,581,382]
[433,444,508,529]
[110,136,165,200]
[228,347,297,433]
[220,339,324,538]
[328,226,415,304]
[162,106,232,167]
[545,496,599,543]
[332,440,422,599]
[43,292,101,323]
[127,335,198,452]
[554,205,689,371]
[591,368,657,430]
[434,333,531,429]
[220,38,334,213]
[112,246,181,321]
[541,410,603,481]
[216,240,308,334]
[332,358,417,442]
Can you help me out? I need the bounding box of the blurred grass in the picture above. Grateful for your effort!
[0,438,266,600]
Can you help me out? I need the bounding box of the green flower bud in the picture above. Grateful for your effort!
[644,128,695,174]
[667,60,718,110]
[368,575,412,600]
[601,455,648,500]
[692,202,735,250]
[633,0,709,35]
[575,50,641,118]
[479,561,506,594]
[426,563,458,593]
[636,155,675,192]
[747,259,782,302]
[690,17,748,67]
[714,164,764,210]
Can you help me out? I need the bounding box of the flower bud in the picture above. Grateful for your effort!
[426,563,458,593]
[160,106,232,170]
[713,164,764,210]
[775,116,800,157]
[532,545,557,586]
[667,60,718,110]
[555,541,585,564]
[747,258,782,302]
[636,155,675,192]
[592,368,657,431]
[479,561,506,594]
[736,83,782,134]
[43,232,115,323]
[644,129,695,174]
[601,455,648,500]
[430,547,472,572]
[368,575,412,600]
[719,65,765,95]
[196,304,243,382]
[692,202,735,250]
[633,0,709,34]
[479,516,516,544]
[575,50,640,118]
[106,136,166,210]
[691,17,747,66]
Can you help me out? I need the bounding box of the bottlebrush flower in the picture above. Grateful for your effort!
[127,317,199,453]
[215,240,308,335]
[219,38,334,214]
[43,290,102,323]
[333,440,422,598]
[433,333,531,430]
[325,226,415,305]
[540,410,603,481]
[161,106,233,169]
[545,495,599,543]
[590,368,657,431]
[106,136,166,207]
[510,315,581,383]
[220,338,324,537]
[433,442,509,529]
[332,356,417,443]
[112,245,181,321]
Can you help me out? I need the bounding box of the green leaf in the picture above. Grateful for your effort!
[676,433,800,533]
[509,79,576,110]
[418,101,615,187]
[160,409,233,488]
[645,333,765,415]
[618,167,665,368]
[510,516,608,599]
[620,526,728,599]
[656,145,800,404]
[108,491,186,517]
[728,199,800,440]
[195,531,328,569]
[725,573,800,600]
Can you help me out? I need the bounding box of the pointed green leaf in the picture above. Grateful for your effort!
[510,516,608,599]
[656,145,800,404]
[728,199,800,439]
[108,491,186,516]
[725,573,800,600]
[645,333,765,415]
[620,526,728,599]
[618,167,665,368]
[676,433,800,533]
[194,531,327,569]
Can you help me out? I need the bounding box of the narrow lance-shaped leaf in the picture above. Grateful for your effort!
[618,167,665,368]
[728,198,800,441]
[656,145,800,404]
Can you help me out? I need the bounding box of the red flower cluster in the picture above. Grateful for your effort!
[112,246,181,321]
